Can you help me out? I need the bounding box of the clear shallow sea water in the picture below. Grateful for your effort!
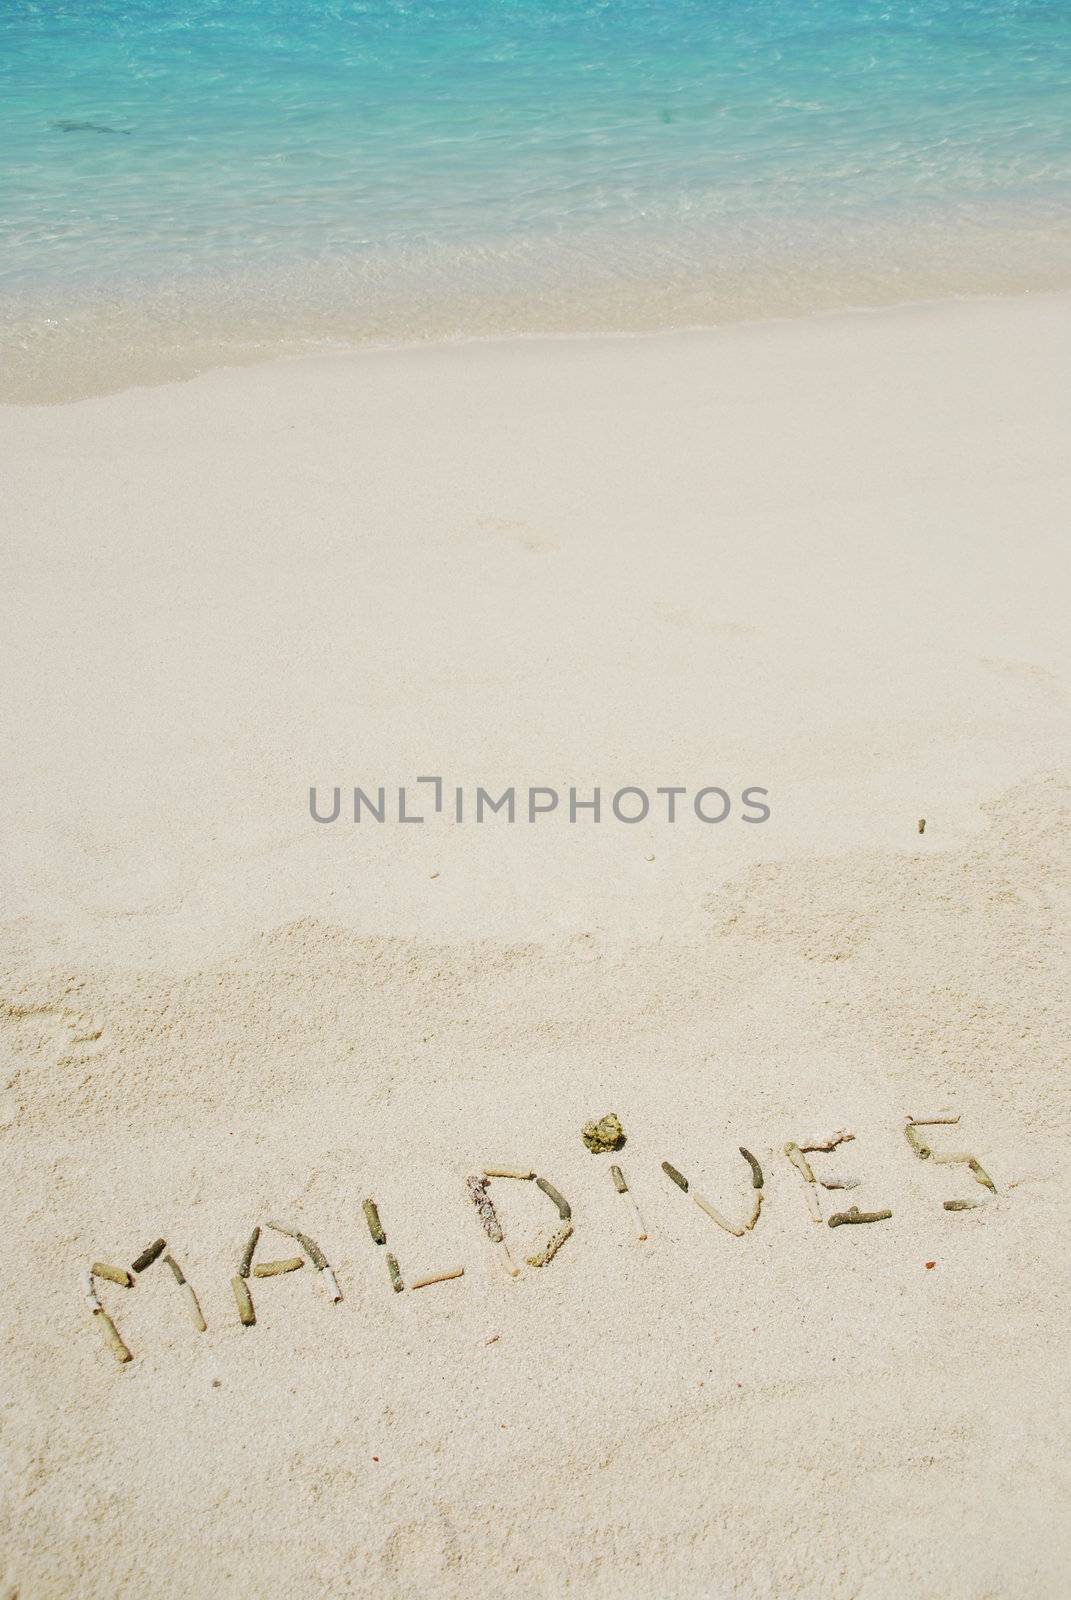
[3,0,1071,397]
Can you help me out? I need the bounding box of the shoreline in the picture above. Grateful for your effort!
[6,232,1071,404]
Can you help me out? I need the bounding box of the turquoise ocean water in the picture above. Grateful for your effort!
[3,0,1071,395]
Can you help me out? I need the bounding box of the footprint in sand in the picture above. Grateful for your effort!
[0,1001,108,1071]
[58,1014,107,1065]
[978,655,1061,695]
[473,515,560,553]
[382,1507,462,1585]
[656,601,759,637]
[565,930,603,963]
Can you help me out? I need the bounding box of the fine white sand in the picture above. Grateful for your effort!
[1,292,1069,1599]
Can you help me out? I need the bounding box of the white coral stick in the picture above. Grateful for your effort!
[692,1192,744,1237]
[410,1267,464,1290]
[182,1283,207,1332]
[783,1143,816,1183]
[610,1165,647,1240]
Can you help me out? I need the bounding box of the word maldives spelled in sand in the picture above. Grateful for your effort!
[81,1113,998,1366]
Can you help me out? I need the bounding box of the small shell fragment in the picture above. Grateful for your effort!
[231,1276,255,1326]
[321,1266,343,1303]
[409,1266,464,1290]
[483,1168,534,1180]
[692,1192,744,1237]
[662,1161,689,1192]
[91,1263,133,1288]
[535,1177,571,1220]
[131,1239,166,1273]
[253,1256,304,1276]
[238,1227,260,1278]
[799,1130,855,1153]
[362,1200,386,1246]
[94,1308,131,1363]
[386,1253,404,1293]
[526,1223,573,1268]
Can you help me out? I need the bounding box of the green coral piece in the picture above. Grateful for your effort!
[581,1112,625,1153]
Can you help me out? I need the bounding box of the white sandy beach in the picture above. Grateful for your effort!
[1,292,1069,1598]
